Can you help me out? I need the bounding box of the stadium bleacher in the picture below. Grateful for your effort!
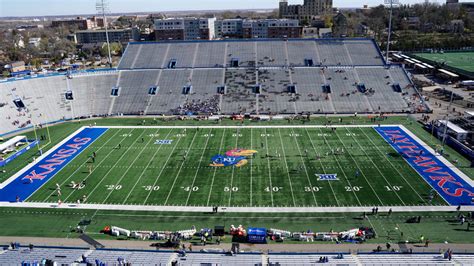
[0,38,429,136]
[1,246,473,265]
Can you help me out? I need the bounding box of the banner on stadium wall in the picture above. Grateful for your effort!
[0,140,39,167]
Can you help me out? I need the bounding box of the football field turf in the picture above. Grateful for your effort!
[413,52,474,73]
[24,125,448,207]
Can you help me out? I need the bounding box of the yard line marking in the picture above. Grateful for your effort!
[121,129,174,204]
[289,128,318,206]
[358,127,426,203]
[264,128,275,207]
[277,129,297,207]
[228,127,240,206]
[100,129,160,204]
[344,127,406,206]
[317,127,363,206]
[164,130,199,205]
[185,128,212,206]
[250,128,253,207]
[64,129,145,202]
[304,128,339,206]
[332,128,385,206]
[143,129,183,205]
[206,128,226,206]
[3,127,80,180]
[43,129,124,202]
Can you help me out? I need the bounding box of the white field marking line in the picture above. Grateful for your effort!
[42,129,122,202]
[399,125,474,188]
[250,128,253,207]
[91,125,404,129]
[143,129,183,205]
[317,127,363,206]
[163,130,199,205]
[185,128,212,206]
[121,129,174,204]
[344,127,406,206]
[5,201,472,213]
[3,125,85,180]
[332,128,385,206]
[206,128,226,206]
[358,127,425,202]
[0,126,87,189]
[377,126,451,206]
[100,129,160,205]
[304,128,340,207]
[228,128,240,207]
[91,213,346,219]
[264,128,275,207]
[24,128,109,203]
[276,128,297,207]
[289,128,318,206]
[49,128,129,202]
[64,129,144,202]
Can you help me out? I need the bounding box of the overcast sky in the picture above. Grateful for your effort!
[0,0,460,17]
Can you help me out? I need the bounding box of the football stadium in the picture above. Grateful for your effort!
[0,38,473,264]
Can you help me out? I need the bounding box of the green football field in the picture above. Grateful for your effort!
[413,52,474,73]
[26,126,446,207]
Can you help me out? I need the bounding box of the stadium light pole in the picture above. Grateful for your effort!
[96,0,113,67]
[441,90,455,147]
[384,0,399,63]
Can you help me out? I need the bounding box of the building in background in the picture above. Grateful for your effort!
[51,16,105,30]
[243,19,302,38]
[279,0,333,22]
[28,37,42,48]
[215,19,244,39]
[154,18,216,40]
[75,28,134,44]
[154,18,302,40]
[332,12,348,37]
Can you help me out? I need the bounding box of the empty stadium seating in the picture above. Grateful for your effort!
[2,247,472,265]
[0,38,428,136]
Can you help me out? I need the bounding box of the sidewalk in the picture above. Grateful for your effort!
[1,236,474,254]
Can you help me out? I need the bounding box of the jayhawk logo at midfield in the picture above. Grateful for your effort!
[210,149,257,168]
[225,149,258,157]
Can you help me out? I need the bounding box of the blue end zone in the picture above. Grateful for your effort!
[0,127,108,202]
[0,140,39,167]
[375,126,473,206]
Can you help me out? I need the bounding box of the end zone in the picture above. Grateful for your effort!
[0,127,108,202]
[376,126,473,206]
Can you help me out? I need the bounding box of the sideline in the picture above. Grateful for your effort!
[1,201,472,213]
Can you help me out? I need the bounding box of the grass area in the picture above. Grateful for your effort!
[413,52,474,73]
[0,207,472,244]
[27,125,445,207]
[0,116,472,242]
